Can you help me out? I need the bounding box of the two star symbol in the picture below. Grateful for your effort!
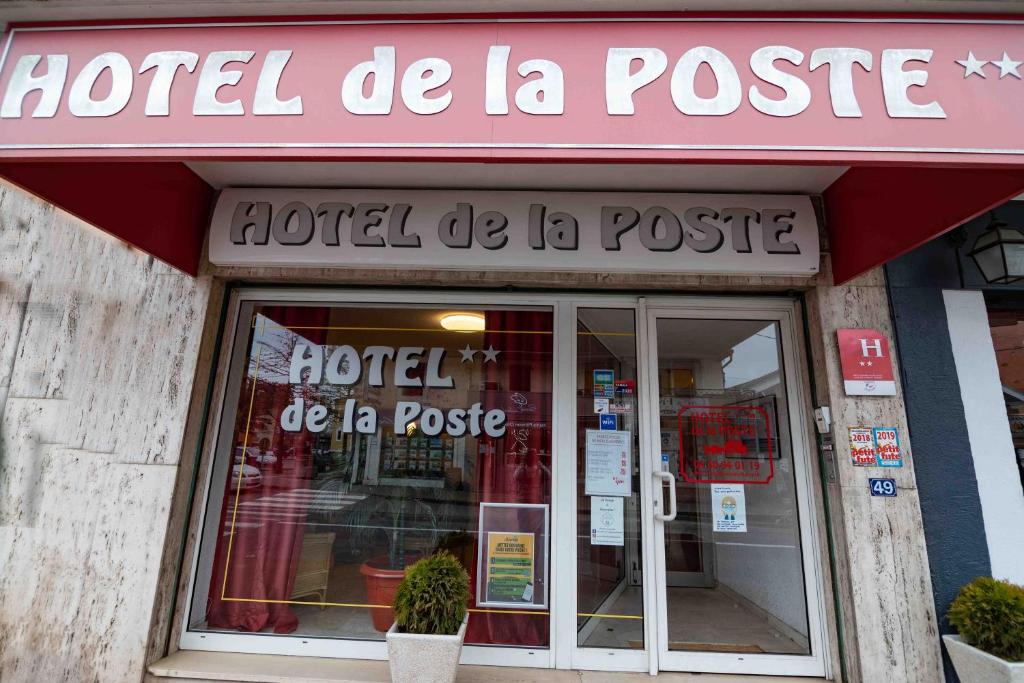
[956,51,1022,79]
[858,360,874,367]
[459,344,501,363]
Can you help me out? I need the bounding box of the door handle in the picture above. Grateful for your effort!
[653,470,677,522]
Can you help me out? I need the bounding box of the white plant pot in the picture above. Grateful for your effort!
[386,615,468,683]
[944,635,1024,683]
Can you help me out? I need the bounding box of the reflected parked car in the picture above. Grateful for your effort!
[234,446,278,468]
[230,462,262,490]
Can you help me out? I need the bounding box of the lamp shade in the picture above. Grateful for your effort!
[968,219,1024,285]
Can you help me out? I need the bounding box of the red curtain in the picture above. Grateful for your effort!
[206,306,329,634]
[468,310,552,646]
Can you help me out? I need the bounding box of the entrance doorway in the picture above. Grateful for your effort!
[568,297,828,677]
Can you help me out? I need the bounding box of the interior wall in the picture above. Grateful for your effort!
[713,378,808,639]
[0,181,211,683]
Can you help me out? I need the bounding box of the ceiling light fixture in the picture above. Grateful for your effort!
[440,312,486,332]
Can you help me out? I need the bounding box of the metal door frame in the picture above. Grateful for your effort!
[640,296,829,678]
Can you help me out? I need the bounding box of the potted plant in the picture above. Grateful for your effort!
[943,577,1024,683]
[386,551,470,683]
[353,490,439,631]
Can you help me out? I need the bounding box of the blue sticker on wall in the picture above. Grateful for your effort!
[869,478,897,497]
[599,414,618,431]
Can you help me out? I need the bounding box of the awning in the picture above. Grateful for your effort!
[4,15,1024,281]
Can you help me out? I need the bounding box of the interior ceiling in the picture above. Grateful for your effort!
[576,310,769,363]
[263,303,551,348]
[656,319,770,360]
[578,309,638,365]
[187,162,846,194]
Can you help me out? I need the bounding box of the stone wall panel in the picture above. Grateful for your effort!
[0,181,210,683]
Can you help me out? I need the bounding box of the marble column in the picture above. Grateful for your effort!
[805,265,944,683]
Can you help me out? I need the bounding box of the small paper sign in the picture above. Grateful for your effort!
[873,427,904,467]
[585,429,632,497]
[848,427,877,466]
[484,532,536,604]
[593,369,614,398]
[590,496,625,546]
[711,484,747,533]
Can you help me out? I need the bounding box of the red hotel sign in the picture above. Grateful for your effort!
[678,405,775,485]
[1,17,1024,163]
[837,328,897,396]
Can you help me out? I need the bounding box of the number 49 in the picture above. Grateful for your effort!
[870,479,896,497]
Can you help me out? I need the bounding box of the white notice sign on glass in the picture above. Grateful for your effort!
[711,484,747,533]
[590,496,625,546]
[585,429,631,497]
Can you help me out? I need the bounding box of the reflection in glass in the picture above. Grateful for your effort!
[190,304,553,647]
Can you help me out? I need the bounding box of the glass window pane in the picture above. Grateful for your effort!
[655,318,810,656]
[575,308,645,649]
[985,306,1024,492]
[189,303,553,647]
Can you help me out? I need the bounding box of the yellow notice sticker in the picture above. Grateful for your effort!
[485,532,536,604]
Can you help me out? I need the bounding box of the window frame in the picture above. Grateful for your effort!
[177,288,830,677]
[180,288,566,668]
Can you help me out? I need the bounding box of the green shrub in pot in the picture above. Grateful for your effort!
[947,577,1024,662]
[393,550,470,635]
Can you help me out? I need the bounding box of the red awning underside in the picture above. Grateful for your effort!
[2,160,1023,283]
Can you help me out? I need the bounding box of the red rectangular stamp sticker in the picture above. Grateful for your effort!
[678,405,775,485]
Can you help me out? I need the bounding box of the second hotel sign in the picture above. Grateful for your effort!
[209,189,819,276]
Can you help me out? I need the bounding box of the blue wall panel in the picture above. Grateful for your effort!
[886,241,991,683]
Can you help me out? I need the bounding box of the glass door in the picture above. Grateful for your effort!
[569,305,650,672]
[642,301,827,677]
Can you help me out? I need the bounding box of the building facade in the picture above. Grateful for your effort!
[0,3,1022,682]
